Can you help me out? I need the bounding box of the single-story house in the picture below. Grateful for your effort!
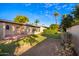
[0,20,47,40]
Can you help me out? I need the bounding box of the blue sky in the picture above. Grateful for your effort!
[0,3,77,26]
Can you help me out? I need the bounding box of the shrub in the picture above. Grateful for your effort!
[42,28,60,39]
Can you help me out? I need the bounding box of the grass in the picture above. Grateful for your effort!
[42,31,61,39]
[31,34,46,46]
[42,26,62,40]
[0,42,16,55]
[42,28,61,39]
[48,33,61,39]
[0,34,46,56]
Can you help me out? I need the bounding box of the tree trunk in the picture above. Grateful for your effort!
[55,16,57,24]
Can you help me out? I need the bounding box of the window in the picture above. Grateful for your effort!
[6,25,9,30]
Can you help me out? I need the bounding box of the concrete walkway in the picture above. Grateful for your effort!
[21,39,61,56]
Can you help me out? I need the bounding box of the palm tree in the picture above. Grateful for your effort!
[53,12,59,24]
[34,19,39,26]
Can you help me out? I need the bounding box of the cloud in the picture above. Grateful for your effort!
[40,11,44,15]
[45,10,50,14]
[62,4,67,8]
[67,7,75,11]
[45,13,52,18]
[44,3,54,9]
[45,14,48,16]
[54,6,61,10]
[24,3,31,7]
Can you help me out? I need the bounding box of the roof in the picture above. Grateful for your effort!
[25,24,40,28]
[42,26,49,28]
[0,20,24,25]
[0,20,40,28]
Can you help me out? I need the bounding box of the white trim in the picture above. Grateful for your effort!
[3,23,5,39]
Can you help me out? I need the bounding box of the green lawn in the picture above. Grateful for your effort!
[42,27,61,39]
[42,30,61,39]
[0,34,46,56]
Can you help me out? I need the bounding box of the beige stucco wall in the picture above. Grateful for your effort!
[34,28,40,34]
[4,23,21,37]
[0,23,4,39]
[5,23,14,36]
[34,27,46,34]
[0,22,47,39]
[3,23,27,38]
[67,25,79,35]
[67,25,79,55]
[26,27,33,34]
[40,26,46,32]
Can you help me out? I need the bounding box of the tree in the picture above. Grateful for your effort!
[14,16,29,34]
[14,16,29,23]
[72,4,79,19]
[53,12,59,24]
[60,14,74,32]
[50,24,59,32]
[34,19,39,25]
[50,24,59,30]
[71,4,79,25]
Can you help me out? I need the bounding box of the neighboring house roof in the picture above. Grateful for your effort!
[42,26,49,28]
[0,20,40,28]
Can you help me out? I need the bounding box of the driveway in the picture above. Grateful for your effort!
[21,38,61,56]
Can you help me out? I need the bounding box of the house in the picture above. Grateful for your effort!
[0,20,47,40]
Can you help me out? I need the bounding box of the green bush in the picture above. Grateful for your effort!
[43,28,57,35]
[42,28,60,39]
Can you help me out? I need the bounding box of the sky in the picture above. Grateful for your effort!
[0,3,77,26]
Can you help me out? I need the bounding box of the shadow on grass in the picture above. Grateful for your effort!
[41,32,61,40]
[0,40,18,56]
[0,34,40,56]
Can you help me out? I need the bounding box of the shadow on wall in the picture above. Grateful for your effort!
[61,32,78,56]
